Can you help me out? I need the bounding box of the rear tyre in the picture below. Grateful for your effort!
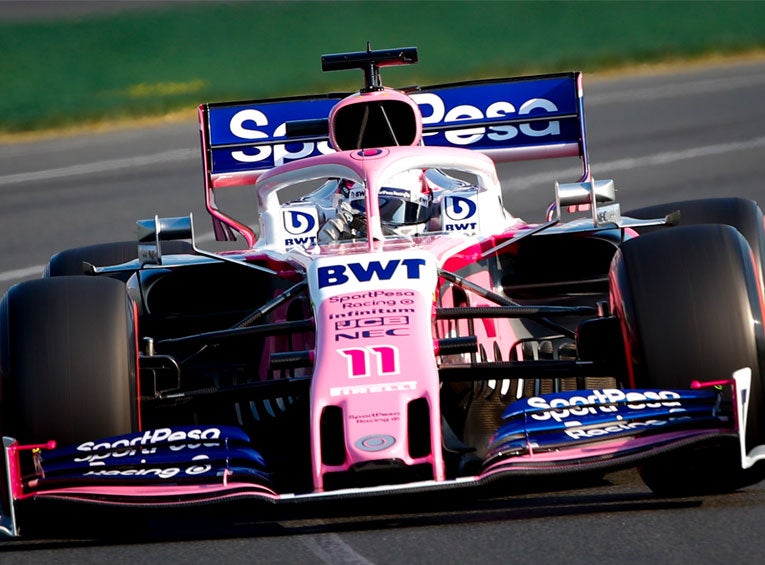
[611,224,765,495]
[625,197,765,290]
[45,240,194,277]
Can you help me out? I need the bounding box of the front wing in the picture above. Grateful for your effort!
[1,369,761,537]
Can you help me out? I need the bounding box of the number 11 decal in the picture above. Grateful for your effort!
[338,345,400,378]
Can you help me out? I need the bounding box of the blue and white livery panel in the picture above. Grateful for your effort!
[201,73,588,181]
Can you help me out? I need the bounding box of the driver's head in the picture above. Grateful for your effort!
[338,169,433,233]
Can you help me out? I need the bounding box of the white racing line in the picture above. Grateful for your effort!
[0,227,219,283]
[1,134,764,285]
[506,135,765,189]
[0,148,197,187]
[298,532,376,564]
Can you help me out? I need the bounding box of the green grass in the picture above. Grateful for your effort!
[2,0,765,134]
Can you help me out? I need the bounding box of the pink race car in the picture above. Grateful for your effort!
[2,46,765,537]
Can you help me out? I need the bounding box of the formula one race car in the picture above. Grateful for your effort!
[2,46,765,537]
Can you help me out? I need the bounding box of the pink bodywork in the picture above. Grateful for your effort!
[309,252,443,488]
[253,145,518,489]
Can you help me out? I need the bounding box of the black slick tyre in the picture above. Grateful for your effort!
[610,224,765,495]
[625,197,765,293]
[45,240,194,277]
[0,276,138,445]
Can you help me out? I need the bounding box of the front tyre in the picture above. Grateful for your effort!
[611,224,765,495]
[0,276,138,444]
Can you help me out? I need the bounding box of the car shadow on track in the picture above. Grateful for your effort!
[0,470,713,550]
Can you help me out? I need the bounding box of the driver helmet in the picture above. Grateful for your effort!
[337,169,434,234]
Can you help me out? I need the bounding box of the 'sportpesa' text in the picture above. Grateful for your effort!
[528,389,683,423]
[227,94,561,167]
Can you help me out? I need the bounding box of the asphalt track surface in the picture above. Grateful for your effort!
[2,59,765,562]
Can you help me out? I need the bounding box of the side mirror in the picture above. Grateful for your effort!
[556,179,615,207]
[554,179,620,226]
[136,215,194,266]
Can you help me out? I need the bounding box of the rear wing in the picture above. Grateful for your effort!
[198,72,589,243]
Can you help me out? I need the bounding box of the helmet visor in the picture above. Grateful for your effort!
[350,186,431,226]
[378,196,431,225]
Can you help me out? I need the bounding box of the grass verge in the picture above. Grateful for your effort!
[2,0,765,135]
